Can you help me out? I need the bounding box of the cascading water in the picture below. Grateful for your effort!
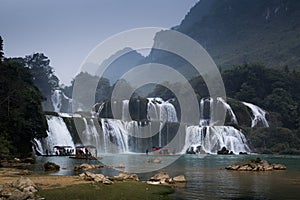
[34,115,75,155]
[101,118,129,153]
[122,100,130,121]
[147,97,178,122]
[182,126,250,154]
[242,101,269,127]
[217,97,238,124]
[199,98,213,126]
[51,89,62,113]
[51,89,72,113]
[80,118,101,151]
[36,97,270,155]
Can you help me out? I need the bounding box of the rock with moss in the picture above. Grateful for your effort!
[44,162,60,171]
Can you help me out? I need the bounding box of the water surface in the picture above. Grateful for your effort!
[33,154,300,199]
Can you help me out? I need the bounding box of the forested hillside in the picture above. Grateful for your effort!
[176,0,300,70]
[0,36,48,158]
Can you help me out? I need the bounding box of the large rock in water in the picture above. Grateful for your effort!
[225,157,287,171]
[217,147,234,155]
[44,162,60,171]
[74,163,103,171]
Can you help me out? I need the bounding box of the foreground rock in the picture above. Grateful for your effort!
[147,172,187,186]
[79,172,113,185]
[0,176,40,200]
[110,172,139,182]
[44,162,60,171]
[225,157,287,171]
[74,163,103,171]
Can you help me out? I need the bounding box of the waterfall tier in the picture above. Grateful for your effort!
[36,97,270,155]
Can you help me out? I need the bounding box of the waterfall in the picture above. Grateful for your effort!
[122,100,130,121]
[51,89,72,113]
[147,97,178,122]
[35,115,75,155]
[217,97,238,124]
[199,98,212,126]
[242,102,269,127]
[34,96,271,156]
[182,126,250,154]
[101,119,129,153]
[51,89,62,112]
[80,118,101,150]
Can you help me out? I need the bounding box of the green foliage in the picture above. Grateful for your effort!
[24,53,59,97]
[246,127,300,154]
[223,63,300,129]
[0,49,47,158]
[177,0,300,71]
[0,36,3,62]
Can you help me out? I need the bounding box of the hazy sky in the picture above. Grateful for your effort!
[0,0,198,85]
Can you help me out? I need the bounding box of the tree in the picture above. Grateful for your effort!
[24,53,59,97]
[0,36,4,62]
[0,58,48,158]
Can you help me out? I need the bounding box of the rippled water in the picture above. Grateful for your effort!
[34,154,300,199]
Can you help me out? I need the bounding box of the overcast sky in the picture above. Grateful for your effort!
[0,0,198,85]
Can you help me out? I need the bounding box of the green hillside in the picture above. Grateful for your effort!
[176,0,300,70]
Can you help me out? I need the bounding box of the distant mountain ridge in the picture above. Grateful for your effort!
[175,0,300,70]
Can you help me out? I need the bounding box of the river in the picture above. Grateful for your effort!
[32,154,300,199]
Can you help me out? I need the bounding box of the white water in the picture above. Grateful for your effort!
[51,89,72,113]
[242,102,269,127]
[122,100,130,121]
[36,97,270,155]
[147,97,178,122]
[217,97,238,124]
[35,115,75,155]
[182,126,250,154]
[51,90,62,112]
[199,98,213,126]
[101,119,129,153]
[80,118,101,151]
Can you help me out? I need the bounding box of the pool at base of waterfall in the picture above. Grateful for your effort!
[32,154,300,199]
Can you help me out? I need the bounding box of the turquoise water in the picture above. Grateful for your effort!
[34,154,300,199]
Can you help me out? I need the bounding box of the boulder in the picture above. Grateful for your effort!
[150,172,170,181]
[172,175,187,183]
[79,172,113,184]
[44,162,60,171]
[272,164,287,170]
[217,147,230,155]
[147,173,187,186]
[74,163,103,171]
[0,177,38,200]
[112,172,139,182]
[115,164,125,168]
[12,176,36,191]
[225,158,287,171]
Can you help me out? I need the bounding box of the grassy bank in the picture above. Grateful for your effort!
[37,182,174,200]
